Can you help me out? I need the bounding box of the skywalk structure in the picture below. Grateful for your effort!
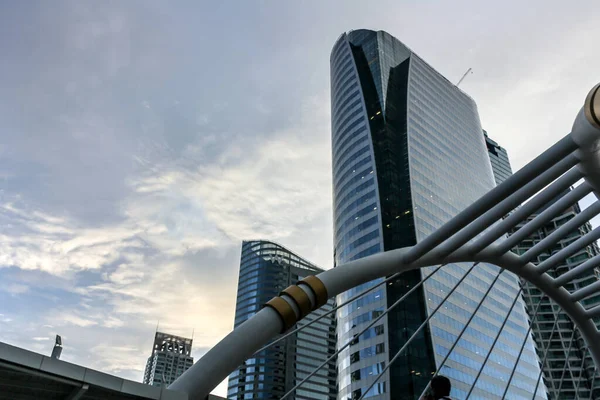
[167,76,600,400]
[484,130,600,399]
[512,188,600,399]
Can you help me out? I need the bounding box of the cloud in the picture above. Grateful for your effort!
[131,95,332,245]
[87,259,236,344]
[0,314,12,323]
[0,89,332,393]
[90,343,147,375]
[56,314,98,328]
[0,201,140,275]
[1,283,30,295]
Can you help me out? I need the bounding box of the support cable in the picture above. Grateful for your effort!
[255,269,410,355]
[465,284,526,399]
[530,307,561,400]
[417,267,505,399]
[589,368,598,399]
[573,356,587,398]
[279,263,453,400]
[555,327,578,396]
[357,262,479,400]
[501,291,547,399]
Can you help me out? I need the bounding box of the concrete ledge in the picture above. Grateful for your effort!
[40,356,86,381]
[0,341,44,370]
[0,341,190,400]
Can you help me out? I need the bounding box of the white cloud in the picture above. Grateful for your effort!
[1,283,30,295]
[0,188,222,276]
[0,315,12,323]
[87,260,236,347]
[126,93,334,267]
[57,314,98,328]
[90,343,147,375]
[0,94,333,395]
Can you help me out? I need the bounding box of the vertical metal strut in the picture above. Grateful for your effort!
[501,292,547,399]
[531,309,561,400]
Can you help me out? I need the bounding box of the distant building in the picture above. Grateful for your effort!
[485,131,600,399]
[227,240,337,400]
[143,331,194,387]
[484,130,513,185]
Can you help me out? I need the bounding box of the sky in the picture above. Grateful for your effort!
[0,0,599,396]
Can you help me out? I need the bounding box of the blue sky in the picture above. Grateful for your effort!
[0,0,599,396]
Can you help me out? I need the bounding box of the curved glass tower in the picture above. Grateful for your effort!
[331,30,545,399]
[227,240,337,400]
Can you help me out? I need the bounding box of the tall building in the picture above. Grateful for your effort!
[484,130,513,185]
[330,29,544,399]
[227,240,337,400]
[485,131,600,399]
[143,331,194,387]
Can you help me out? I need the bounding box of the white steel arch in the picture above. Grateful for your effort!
[169,83,600,399]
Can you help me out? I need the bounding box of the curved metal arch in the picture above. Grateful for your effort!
[170,84,600,399]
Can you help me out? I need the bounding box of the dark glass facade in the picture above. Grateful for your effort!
[484,130,513,185]
[227,240,336,400]
[331,30,544,399]
[485,131,600,399]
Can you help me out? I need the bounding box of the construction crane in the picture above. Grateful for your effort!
[457,67,473,87]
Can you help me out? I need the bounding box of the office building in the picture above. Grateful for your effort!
[485,131,600,399]
[227,240,336,400]
[331,29,544,399]
[143,331,194,387]
[484,130,513,185]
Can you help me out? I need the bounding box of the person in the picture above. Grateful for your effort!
[425,375,452,400]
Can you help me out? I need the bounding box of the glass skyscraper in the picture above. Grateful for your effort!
[227,240,337,400]
[331,29,544,399]
[484,131,600,399]
[484,130,513,185]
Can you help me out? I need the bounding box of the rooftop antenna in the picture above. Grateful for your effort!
[457,67,473,87]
